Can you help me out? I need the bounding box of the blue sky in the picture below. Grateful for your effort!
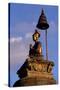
[9,3,58,86]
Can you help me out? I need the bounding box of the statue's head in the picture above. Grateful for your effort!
[32,29,40,42]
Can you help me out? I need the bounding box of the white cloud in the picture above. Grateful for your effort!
[10,37,30,66]
[10,37,23,43]
[25,32,33,39]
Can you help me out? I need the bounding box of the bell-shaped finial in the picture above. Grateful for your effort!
[36,9,49,30]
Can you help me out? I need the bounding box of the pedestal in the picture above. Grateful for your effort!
[13,56,56,87]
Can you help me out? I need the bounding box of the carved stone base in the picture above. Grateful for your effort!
[13,76,56,87]
[13,57,56,87]
[27,71,53,79]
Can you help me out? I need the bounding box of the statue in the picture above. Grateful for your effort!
[29,29,43,57]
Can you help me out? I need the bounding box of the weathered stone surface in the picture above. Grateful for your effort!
[13,58,56,87]
[16,58,54,79]
[27,71,53,79]
[13,77,56,87]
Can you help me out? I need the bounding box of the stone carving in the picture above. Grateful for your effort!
[47,64,53,73]
[27,60,54,73]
